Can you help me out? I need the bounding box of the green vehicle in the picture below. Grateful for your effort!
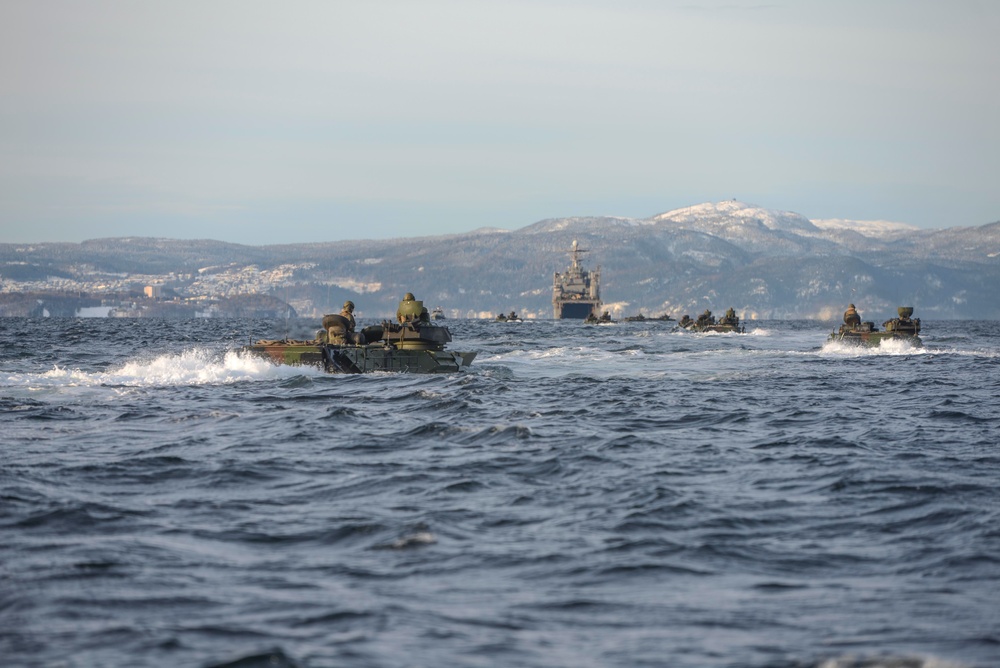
[623,312,673,322]
[584,310,614,325]
[678,307,745,333]
[245,295,476,374]
[829,305,922,347]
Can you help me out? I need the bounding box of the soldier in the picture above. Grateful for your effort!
[397,293,418,323]
[341,300,356,332]
[844,303,860,327]
[321,302,355,344]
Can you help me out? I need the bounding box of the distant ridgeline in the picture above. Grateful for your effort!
[1,201,998,319]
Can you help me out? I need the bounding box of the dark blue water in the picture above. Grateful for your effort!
[2,317,998,668]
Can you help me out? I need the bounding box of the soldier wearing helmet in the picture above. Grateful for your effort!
[844,303,860,327]
[340,300,356,332]
[397,292,421,324]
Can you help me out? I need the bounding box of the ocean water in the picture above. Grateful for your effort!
[2,317,998,668]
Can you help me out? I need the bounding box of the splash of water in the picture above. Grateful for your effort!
[820,338,927,357]
[2,348,321,390]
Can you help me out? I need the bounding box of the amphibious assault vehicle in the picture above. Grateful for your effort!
[245,295,476,374]
[829,305,922,347]
[678,307,745,333]
[584,310,615,324]
[622,312,674,322]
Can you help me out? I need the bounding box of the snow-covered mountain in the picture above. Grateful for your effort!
[649,200,819,234]
[2,201,998,319]
[809,218,919,238]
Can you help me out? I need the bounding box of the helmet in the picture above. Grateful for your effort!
[403,292,415,301]
[343,301,355,311]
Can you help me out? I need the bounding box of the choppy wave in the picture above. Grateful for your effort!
[1,317,998,668]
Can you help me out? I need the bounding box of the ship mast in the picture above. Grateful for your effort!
[569,239,588,272]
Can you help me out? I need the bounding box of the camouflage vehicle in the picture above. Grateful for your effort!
[495,311,522,322]
[584,310,615,325]
[623,312,674,322]
[678,307,745,333]
[829,305,922,347]
[245,295,477,373]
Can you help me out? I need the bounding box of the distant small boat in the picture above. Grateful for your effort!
[431,306,446,320]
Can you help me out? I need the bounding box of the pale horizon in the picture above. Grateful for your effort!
[2,1,998,245]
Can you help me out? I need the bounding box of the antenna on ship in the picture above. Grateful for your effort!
[568,239,590,270]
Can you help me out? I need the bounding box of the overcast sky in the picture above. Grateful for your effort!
[1,0,997,245]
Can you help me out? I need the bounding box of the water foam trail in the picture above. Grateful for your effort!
[820,338,929,357]
[1,348,321,390]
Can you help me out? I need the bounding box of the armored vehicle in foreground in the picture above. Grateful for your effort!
[245,295,476,373]
[829,304,922,347]
[678,307,745,333]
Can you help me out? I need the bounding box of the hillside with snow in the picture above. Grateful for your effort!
[650,200,819,234]
[809,218,919,238]
[2,201,998,319]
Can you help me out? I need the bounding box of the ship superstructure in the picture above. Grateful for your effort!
[552,239,601,319]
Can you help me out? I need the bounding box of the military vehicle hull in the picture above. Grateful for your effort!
[828,331,922,347]
[684,323,744,333]
[245,340,477,374]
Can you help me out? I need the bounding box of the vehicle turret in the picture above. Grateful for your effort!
[882,306,920,336]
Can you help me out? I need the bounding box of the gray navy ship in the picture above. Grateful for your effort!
[552,239,601,319]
